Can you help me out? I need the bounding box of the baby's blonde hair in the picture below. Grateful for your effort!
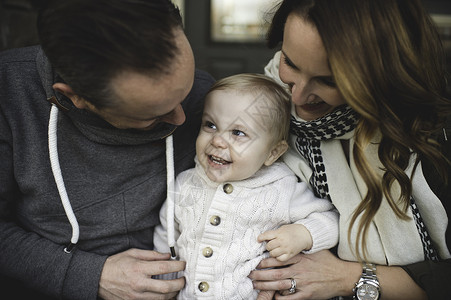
[207,73,291,144]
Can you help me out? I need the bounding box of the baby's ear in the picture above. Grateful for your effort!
[264,140,288,166]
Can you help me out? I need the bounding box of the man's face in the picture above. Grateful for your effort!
[85,29,195,130]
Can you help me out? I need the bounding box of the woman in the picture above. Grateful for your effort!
[249,0,451,299]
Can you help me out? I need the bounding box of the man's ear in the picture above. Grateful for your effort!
[52,83,88,109]
[264,140,289,166]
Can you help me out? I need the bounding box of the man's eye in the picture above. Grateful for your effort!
[320,77,337,88]
[232,129,246,137]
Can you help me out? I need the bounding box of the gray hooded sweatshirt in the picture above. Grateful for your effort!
[0,45,215,299]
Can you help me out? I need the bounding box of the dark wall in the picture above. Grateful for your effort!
[424,0,451,13]
[1,0,451,80]
[184,0,275,80]
[0,0,40,50]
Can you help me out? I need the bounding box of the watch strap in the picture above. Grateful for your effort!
[362,262,377,278]
[353,262,381,300]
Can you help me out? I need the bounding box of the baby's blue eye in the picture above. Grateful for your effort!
[205,121,216,130]
[232,129,246,137]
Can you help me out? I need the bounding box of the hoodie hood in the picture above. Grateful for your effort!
[38,48,177,253]
[47,103,176,253]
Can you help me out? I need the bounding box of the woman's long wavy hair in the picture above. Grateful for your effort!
[267,0,451,260]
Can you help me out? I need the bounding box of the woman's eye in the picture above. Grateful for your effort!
[283,56,297,70]
[232,129,246,137]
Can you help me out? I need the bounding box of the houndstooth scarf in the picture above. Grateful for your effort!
[289,104,439,261]
[289,105,359,201]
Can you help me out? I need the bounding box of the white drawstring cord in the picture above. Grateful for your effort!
[48,104,79,253]
[165,134,176,258]
[48,103,176,255]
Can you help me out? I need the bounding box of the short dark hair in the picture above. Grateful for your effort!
[37,0,184,108]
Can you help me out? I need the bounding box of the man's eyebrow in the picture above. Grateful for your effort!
[316,75,335,81]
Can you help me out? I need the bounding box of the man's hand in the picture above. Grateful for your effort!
[98,248,186,300]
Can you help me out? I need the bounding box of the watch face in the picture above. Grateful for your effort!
[357,283,380,300]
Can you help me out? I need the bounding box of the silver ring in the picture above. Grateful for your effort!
[288,278,296,294]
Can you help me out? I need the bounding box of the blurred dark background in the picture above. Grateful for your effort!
[1,0,451,80]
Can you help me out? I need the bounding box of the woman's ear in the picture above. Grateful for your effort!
[264,140,289,166]
[52,83,88,109]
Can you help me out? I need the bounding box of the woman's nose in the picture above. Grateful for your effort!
[289,80,308,105]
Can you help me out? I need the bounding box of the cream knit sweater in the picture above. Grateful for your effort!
[154,160,338,299]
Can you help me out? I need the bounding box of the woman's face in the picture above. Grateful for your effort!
[279,13,346,121]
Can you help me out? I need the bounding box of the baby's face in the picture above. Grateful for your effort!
[196,89,279,183]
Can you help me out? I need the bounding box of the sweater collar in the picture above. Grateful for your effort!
[57,96,177,145]
[194,157,294,189]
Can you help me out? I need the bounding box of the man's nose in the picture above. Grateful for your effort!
[160,104,186,126]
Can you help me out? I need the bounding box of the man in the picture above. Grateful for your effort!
[0,0,215,299]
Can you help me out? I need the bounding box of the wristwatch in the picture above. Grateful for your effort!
[353,262,381,300]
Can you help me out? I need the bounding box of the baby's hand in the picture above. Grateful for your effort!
[257,224,312,261]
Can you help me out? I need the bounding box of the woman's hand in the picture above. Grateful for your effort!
[249,250,360,299]
[250,249,429,300]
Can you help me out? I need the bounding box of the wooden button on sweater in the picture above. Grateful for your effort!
[198,281,209,292]
[202,247,213,258]
[223,183,233,194]
[209,215,221,226]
